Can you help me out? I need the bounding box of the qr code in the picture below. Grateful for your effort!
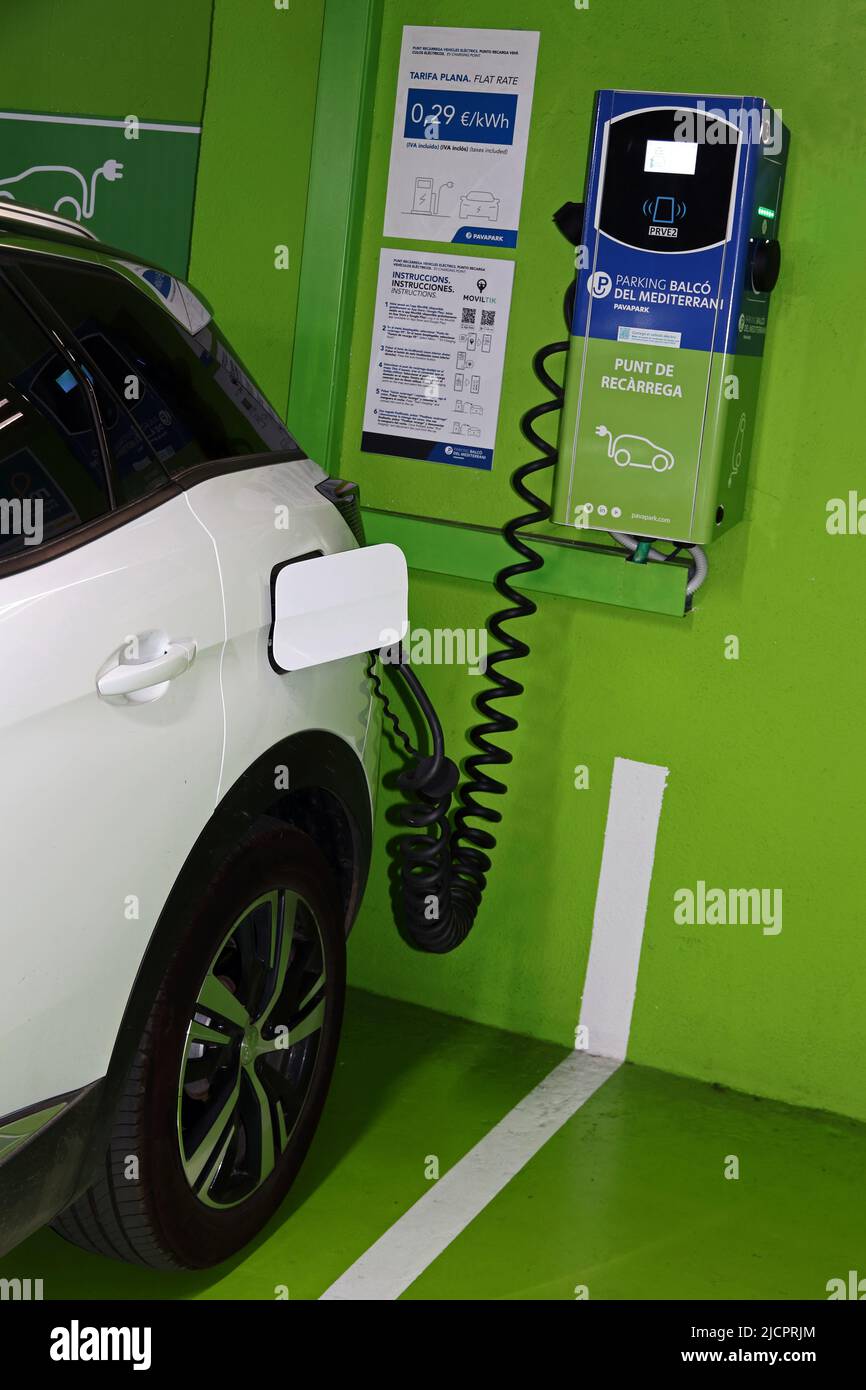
[481,309,496,327]
[461,307,477,325]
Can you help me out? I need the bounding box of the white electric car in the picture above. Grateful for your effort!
[0,205,380,1269]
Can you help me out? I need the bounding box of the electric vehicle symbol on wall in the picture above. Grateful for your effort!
[595,424,675,473]
[0,160,124,222]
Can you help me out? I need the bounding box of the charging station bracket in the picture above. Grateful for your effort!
[363,511,690,618]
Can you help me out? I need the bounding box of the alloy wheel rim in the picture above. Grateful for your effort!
[177,888,327,1208]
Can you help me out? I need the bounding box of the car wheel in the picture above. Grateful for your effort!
[614,448,631,467]
[51,825,345,1269]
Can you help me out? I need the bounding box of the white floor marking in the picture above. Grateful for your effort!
[0,112,200,133]
[321,753,668,1300]
[579,756,669,1061]
[319,1052,620,1301]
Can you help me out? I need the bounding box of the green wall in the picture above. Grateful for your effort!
[189,0,326,417]
[0,1,213,270]
[0,0,325,422]
[337,0,866,1122]
[0,0,212,121]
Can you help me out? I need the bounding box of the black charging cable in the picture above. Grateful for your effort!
[369,274,574,953]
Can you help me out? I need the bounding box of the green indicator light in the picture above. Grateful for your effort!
[757,205,776,218]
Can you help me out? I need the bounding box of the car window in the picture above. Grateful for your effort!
[26,336,168,508]
[0,282,111,562]
[22,259,299,474]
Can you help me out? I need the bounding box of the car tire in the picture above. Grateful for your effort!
[51,825,345,1270]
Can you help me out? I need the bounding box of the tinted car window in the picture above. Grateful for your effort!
[0,282,110,562]
[26,334,166,507]
[23,259,298,475]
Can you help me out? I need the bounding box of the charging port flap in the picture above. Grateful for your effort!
[269,543,408,673]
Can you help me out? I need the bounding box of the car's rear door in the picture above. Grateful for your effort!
[24,252,378,814]
[0,262,225,1123]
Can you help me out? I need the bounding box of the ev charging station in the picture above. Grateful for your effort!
[552,90,789,545]
[365,90,791,950]
[270,89,791,956]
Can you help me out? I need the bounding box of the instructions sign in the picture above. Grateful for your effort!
[383,26,539,249]
[361,248,514,471]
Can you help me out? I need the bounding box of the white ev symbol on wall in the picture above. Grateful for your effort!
[588,271,612,298]
[0,160,124,223]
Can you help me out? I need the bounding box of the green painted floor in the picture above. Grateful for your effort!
[3,988,864,1300]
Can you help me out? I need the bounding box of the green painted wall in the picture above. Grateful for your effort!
[0,0,325,422]
[189,0,326,417]
[339,0,866,1122]
[0,1,213,270]
[0,0,212,121]
[287,0,382,469]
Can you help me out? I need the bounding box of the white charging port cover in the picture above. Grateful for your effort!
[269,543,409,673]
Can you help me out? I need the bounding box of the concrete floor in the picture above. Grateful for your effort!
[2,988,864,1300]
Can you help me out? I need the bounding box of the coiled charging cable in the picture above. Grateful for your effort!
[369,292,571,952]
[373,239,706,950]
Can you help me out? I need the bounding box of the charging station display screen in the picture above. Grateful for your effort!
[644,139,698,175]
[597,108,738,253]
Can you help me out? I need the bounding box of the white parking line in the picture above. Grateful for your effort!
[320,755,668,1300]
[319,1051,620,1301]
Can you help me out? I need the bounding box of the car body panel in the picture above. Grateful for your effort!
[0,492,225,1118]
[181,462,378,808]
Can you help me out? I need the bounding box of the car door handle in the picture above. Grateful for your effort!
[97,638,197,698]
